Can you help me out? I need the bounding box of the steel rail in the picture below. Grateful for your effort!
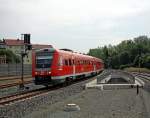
[0,88,49,105]
[0,75,32,81]
[0,80,32,89]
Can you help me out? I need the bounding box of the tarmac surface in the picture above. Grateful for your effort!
[24,88,147,118]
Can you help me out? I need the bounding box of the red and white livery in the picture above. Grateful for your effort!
[32,47,104,86]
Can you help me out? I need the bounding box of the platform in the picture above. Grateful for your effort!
[85,76,144,90]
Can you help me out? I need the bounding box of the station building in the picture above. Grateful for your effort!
[4,39,32,64]
[0,38,51,64]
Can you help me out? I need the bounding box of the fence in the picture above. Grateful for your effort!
[0,64,32,76]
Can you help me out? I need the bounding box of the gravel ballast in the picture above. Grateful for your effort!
[0,78,91,118]
[0,83,44,98]
[23,88,148,118]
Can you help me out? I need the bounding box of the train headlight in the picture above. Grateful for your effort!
[48,72,51,74]
[35,72,38,75]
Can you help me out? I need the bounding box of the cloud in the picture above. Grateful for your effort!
[0,0,150,52]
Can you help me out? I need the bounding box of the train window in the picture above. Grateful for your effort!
[72,60,75,65]
[69,59,72,66]
[78,61,80,65]
[65,60,68,66]
[76,60,78,65]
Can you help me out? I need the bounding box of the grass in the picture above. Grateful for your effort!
[124,67,150,73]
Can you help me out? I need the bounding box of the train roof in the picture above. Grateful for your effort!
[35,47,103,63]
[57,49,103,62]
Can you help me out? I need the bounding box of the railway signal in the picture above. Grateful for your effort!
[19,34,32,89]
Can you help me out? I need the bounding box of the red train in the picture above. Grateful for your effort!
[32,47,104,86]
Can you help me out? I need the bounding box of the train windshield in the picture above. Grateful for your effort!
[36,52,53,69]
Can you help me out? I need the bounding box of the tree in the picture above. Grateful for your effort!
[119,51,130,65]
[88,35,150,69]
[0,49,21,63]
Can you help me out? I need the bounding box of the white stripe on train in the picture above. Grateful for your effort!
[51,69,103,80]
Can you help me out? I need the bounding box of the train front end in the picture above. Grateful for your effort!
[33,48,56,86]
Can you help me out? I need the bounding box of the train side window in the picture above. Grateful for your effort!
[75,60,77,65]
[72,60,75,65]
[69,59,72,66]
[78,60,80,65]
[65,60,68,66]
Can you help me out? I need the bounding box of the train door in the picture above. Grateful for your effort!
[58,55,63,70]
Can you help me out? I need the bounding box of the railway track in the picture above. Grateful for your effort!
[133,72,150,91]
[0,84,60,106]
[133,72,150,81]
[0,80,33,89]
[0,89,44,105]
[0,75,96,106]
[0,75,31,81]
[0,76,33,89]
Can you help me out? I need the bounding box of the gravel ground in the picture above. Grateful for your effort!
[0,78,93,118]
[24,88,148,118]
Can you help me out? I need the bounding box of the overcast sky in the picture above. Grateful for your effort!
[0,0,150,53]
